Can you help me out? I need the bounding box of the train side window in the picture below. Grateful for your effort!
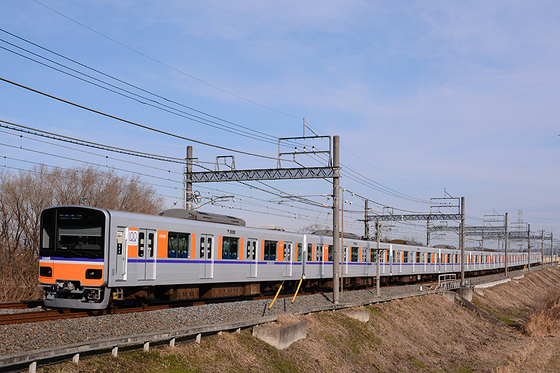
[284,242,292,262]
[328,245,333,262]
[200,237,205,258]
[307,243,313,262]
[297,243,302,262]
[415,252,421,263]
[246,240,257,260]
[138,232,145,257]
[222,237,239,259]
[316,246,323,262]
[403,251,409,263]
[148,233,154,257]
[351,247,359,262]
[370,249,377,262]
[264,240,277,260]
[168,232,190,258]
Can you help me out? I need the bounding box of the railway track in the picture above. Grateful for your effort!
[0,300,43,309]
[0,304,174,326]
[0,270,505,326]
[0,287,326,326]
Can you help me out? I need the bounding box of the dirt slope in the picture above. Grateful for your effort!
[42,267,560,373]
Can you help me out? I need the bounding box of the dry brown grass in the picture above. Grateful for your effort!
[522,292,560,337]
[41,267,560,373]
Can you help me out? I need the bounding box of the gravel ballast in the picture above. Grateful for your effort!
[0,267,529,356]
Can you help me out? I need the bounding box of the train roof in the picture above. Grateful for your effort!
[159,209,246,226]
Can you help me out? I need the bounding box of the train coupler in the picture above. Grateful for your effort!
[112,288,124,301]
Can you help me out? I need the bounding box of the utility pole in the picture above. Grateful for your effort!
[333,135,340,304]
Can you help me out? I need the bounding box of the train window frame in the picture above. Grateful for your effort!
[222,236,239,260]
[370,249,377,262]
[40,207,106,259]
[316,245,323,262]
[351,247,359,263]
[138,232,145,258]
[283,242,292,262]
[264,240,277,261]
[167,232,190,258]
[416,251,421,263]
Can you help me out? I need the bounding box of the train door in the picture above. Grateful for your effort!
[301,235,308,276]
[343,246,349,275]
[317,244,325,276]
[246,238,258,278]
[199,234,214,279]
[362,247,369,275]
[137,229,156,281]
[389,245,393,275]
[284,241,293,277]
[116,228,128,281]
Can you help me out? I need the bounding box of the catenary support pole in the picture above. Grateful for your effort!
[364,200,369,240]
[528,224,531,271]
[186,145,193,210]
[332,135,340,304]
[542,229,545,266]
[551,232,554,265]
[460,197,465,286]
[376,220,381,297]
[340,187,344,294]
[505,213,509,277]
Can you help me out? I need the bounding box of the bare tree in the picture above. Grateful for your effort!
[0,165,165,301]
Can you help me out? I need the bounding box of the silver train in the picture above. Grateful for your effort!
[38,206,540,309]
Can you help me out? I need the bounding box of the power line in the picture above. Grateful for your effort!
[0,76,286,161]
[31,0,304,121]
[0,34,280,145]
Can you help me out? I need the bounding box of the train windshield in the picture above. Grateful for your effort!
[40,207,105,259]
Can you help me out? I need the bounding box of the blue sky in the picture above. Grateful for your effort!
[1,1,559,248]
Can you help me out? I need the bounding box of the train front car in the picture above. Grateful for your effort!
[38,206,111,309]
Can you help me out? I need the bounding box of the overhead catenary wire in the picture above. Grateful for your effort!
[0,34,432,208]
[0,76,288,162]
[0,26,434,208]
[0,17,457,237]
[0,38,279,145]
[0,28,282,144]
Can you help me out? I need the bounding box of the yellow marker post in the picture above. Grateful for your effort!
[291,275,305,303]
[268,284,283,309]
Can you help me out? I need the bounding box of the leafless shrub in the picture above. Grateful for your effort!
[0,165,165,302]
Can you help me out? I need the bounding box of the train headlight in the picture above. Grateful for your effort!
[85,269,103,279]
[39,266,53,277]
